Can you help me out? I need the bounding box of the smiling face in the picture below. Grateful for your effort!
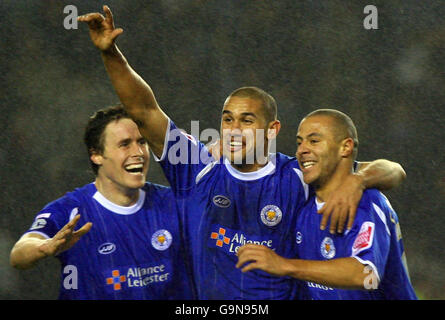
[220,96,270,169]
[296,115,345,188]
[92,118,150,192]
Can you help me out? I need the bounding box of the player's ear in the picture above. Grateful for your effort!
[340,137,354,158]
[267,120,281,140]
[90,149,104,166]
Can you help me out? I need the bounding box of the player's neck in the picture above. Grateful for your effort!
[231,161,267,173]
[315,160,353,202]
[94,179,140,207]
[229,153,269,173]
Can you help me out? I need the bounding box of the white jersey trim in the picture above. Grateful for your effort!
[153,118,172,162]
[223,154,276,181]
[372,202,391,235]
[294,168,309,200]
[93,189,146,215]
[196,160,218,184]
[352,256,381,284]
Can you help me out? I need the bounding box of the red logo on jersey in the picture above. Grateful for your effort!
[211,228,230,247]
[352,222,375,255]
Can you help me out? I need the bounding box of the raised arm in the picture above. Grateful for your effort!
[236,244,376,290]
[78,6,168,157]
[10,215,91,270]
[319,159,406,233]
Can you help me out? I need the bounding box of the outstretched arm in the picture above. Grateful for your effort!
[355,159,406,191]
[236,244,377,290]
[319,159,406,233]
[10,215,92,270]
[78,6,168,158]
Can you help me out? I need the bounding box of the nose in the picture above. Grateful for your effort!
[131,142,145,157]
[223,121,243,138]
[229,119,242,131]
[296,141,309,158]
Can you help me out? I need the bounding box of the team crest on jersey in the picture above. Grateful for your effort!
[260,205,282,227]
[320,237,336,259]
[151,229,173,251]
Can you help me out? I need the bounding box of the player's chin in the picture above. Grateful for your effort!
[125,175,146,189]
[302,171,318,185]
[228,150,251,166]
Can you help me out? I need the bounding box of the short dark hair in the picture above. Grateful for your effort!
[304,109,359,160]
[228,86,278,123]
[84,104,131,175]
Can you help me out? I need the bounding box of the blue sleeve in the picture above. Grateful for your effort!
[344,201,391,283]
[155,119,215,196]
[24,195,79,239]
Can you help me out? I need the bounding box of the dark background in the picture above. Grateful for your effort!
[1,0,444,299]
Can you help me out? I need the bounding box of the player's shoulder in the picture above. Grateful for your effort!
[358,189,391,213]
[275,152,308,187]
[358,188,380,204]
[42,183,94,212]
[29,183,94,235]
[142,181,174,200]
[272,152,302,174]
[275,152,299,165]
[352,189,392,233]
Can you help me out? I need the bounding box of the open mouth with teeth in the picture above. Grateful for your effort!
[124,163,144,175]
[229,141,244,150]
[225,136,246,152]
[301,161,316,170]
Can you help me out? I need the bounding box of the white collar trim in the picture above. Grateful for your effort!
[223,154,276,181]
[93,189,145,215]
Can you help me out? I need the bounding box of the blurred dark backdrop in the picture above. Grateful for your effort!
[1,0,443,299]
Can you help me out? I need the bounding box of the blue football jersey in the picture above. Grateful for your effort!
[295,189,417,300]
[156,119,309,299]
[24,182,194,300]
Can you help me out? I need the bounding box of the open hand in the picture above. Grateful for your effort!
[318,173,364,234]
[78,5,123,51]
[38,214,92,257]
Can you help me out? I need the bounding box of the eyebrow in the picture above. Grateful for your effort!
[222,110,258,118]
[296,132,323,140]
[117,137,132,145]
